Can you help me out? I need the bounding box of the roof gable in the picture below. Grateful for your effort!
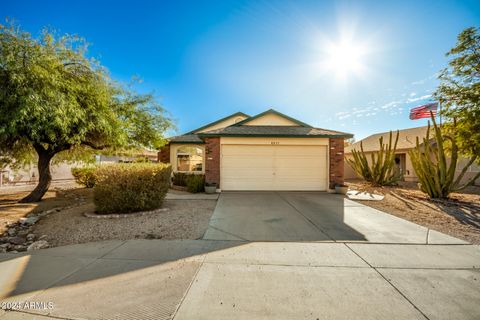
[234,109,312,127]
[187,112,249,134]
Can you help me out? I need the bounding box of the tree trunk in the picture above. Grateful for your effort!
[20,147,55,203]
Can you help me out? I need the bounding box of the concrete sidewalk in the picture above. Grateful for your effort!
[1,240,479,320]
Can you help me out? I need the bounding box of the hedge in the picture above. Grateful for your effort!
[93,163,171,214]
[172,172,205,193]
[185,174,205,193]
[71,167,97,188]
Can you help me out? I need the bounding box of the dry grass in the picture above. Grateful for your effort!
[0,182,87,235]
[346,180,480,244]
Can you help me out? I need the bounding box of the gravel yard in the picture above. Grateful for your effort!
[1,184,217,250]
[33,199,216,247]
[346,180,480,244]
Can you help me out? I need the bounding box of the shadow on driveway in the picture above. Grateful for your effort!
[203,192,466,244]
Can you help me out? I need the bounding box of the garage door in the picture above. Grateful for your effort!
[221,145,327,191]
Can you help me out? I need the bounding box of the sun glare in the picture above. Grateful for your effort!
[323,39,368,80]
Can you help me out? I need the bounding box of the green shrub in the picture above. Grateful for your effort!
[172,172,188,186]
[185,174,205,193]
[93,163,171,214]
[71,167,97,188]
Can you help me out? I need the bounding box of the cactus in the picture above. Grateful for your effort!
[346,130,403,186]
[409,112,480,198]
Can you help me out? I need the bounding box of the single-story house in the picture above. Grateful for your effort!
[344,126,480,185]
[158,109,353,191]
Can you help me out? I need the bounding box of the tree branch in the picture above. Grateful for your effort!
[81,141,109,150]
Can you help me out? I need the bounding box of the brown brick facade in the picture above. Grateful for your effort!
[329,138,345,189]
[204,137,220,187]
[157,145,170,164]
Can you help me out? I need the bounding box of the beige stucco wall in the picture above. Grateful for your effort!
[242,113,299,126]
[195,115,248,133]
[169,144,205,174]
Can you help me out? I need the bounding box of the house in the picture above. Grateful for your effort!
[344,126,480,185]
[158,109,353,191]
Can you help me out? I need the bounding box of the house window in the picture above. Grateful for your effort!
[177,146,203,172]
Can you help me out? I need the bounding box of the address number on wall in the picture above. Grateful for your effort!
[270,142,280,145]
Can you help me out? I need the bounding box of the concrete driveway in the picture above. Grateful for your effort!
[203,192,466,244]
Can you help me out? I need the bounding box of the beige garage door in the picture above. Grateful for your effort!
[221,145,327,191]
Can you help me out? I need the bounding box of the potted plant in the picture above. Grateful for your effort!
[335,184,348,195]
[204,182,217,194]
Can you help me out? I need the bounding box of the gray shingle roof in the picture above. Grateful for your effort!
[169,134,204,144]
[198,125,353,138]
[168,109,353,145]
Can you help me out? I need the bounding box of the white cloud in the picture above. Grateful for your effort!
[333,91,433,123]
[406,94,431,103]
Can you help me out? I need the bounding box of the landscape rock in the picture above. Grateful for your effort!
[0,243,11,252]
[26,234,35,241]
[17,229,29,237]
[7,228,17,236]
[9,237,26,245]
[38,235,48,241]
[27,240,49,251]
[20,216,39,225]
[13,245,27,252]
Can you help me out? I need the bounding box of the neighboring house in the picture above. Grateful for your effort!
[0,150,158,187]
[344,126,480,185]
[158,109,353,191]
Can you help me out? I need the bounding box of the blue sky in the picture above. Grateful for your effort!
[3,0,480,139]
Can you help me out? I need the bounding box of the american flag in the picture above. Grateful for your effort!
[409,102,438,120]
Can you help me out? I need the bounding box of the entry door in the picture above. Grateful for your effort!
[220,144,327,191]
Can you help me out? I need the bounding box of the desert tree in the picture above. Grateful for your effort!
[434,27,480,162]
[0,21,173,202]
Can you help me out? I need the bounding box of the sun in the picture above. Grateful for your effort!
[323,39,367,80]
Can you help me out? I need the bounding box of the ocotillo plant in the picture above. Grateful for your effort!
[346,130,402,186]
[409,112,480,198]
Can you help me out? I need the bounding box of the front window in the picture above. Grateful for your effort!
[177,146,203,172]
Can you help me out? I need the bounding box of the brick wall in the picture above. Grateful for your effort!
[329,138,345,189]
[204,137,220,187]
[157,145,170,164]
